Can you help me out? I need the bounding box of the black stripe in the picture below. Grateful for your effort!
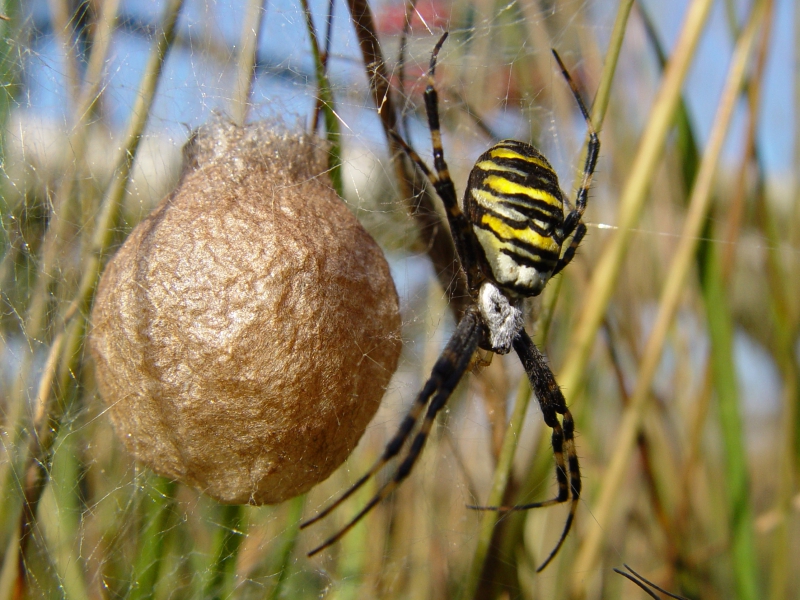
[495,200,560,225]
[491,140,551,163]
[475,205,526,229]
[474,163,563,199]
[480,204,555,236]
[500,247,558,271]
[487,156,559,182]
[473,220,560,261]
[473,185,563,218]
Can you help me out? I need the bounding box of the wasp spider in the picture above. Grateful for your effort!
[302,32,599,571]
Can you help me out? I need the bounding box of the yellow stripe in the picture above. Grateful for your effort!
[471,189,554,232]
[472,188,557,221]
[484,175,562,208]
[480,213,560,255]
[489,148,551,171]
[475,160,526,176]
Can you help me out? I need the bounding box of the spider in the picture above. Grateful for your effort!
[302,31,599,572]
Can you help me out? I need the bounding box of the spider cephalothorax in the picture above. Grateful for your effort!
[303,31,599,572]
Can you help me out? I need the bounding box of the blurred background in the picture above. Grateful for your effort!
[0,0,797,598]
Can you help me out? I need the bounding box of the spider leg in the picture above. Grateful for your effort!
[389,31,485,291]
[390,130,439,187]
[551,222,586,277]
[305,308,483,557]
[423,33,456,201]
[550,49,598,278]
[390,129,479,277]
[300,374,438,529]
[468,329,580,572]
[516,330,580,571]
[515,329,580,572]
[551,49,599,222]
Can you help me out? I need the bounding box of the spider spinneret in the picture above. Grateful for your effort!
[302,31,599,573]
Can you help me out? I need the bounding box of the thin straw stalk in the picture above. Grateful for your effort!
[460,1,634,595]
[0,0,122,545]
[344,0,470,315]
[230,0,267,126]
[0,1,185,596]
[760,168,799,600]
[301,0,343,196]
[569,2,768,595]
[556,0,715,406]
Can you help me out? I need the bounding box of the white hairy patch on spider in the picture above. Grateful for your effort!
[478,281,524,355]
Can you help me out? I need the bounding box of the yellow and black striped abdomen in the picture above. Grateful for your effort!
[464,140,565,297]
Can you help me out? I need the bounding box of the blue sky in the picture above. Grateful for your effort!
[22,0,794,180]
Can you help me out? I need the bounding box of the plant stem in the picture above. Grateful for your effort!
[203,504,246,600]
[128,477,178,600]
[569,2,767,594]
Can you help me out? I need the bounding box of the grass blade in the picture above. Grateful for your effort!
[570,2,768,593]
[128,476,178,600]
[461,2,635,593]
[203,504,246,600]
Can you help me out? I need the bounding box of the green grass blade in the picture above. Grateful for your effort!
[128,476,178,600]
[557,0,715,402]
[758,172,798,600]
[702,244,760,599]
[203,504,246,600]
[0,0,187,594]
[268,495,306,600]
[301,0,343,197]
[461,2,634,594]
[460,366,536,600]
[571,0,766,590]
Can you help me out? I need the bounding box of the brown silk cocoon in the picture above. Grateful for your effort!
[89,121,401,504]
